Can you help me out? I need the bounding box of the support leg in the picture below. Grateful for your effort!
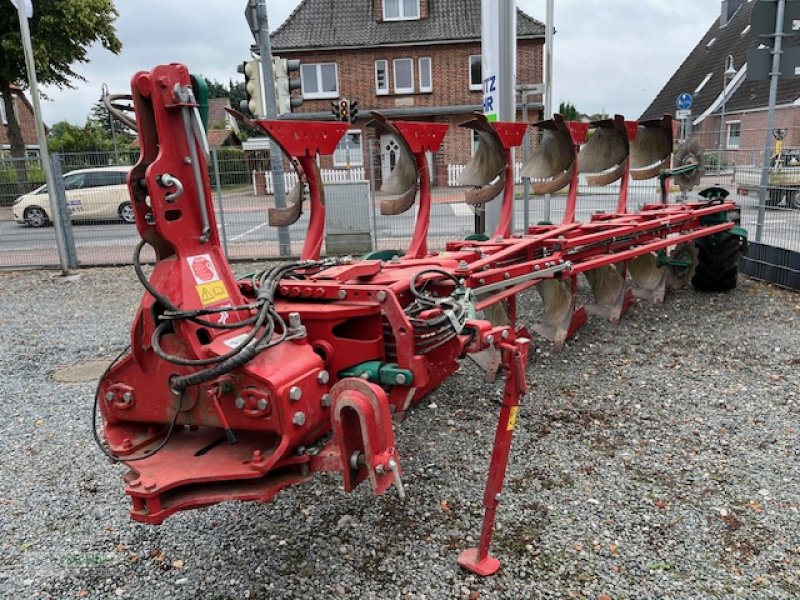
[458,338,530,576]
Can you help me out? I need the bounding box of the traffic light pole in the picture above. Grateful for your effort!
[256,0,291,256]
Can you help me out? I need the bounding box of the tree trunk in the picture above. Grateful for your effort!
[0,79,29,185]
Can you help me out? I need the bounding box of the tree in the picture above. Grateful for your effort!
[0,1,121,180]
[558,101,579,121]
[48,120,113,154]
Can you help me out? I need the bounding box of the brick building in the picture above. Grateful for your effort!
[0,85,41,156]
[640,0,800,167]
[265,0,544,184]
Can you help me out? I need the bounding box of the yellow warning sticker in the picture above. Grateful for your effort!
[196,281,230,306]
[506,406,519,431]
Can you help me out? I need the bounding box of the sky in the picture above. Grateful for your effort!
[31,0,724,126]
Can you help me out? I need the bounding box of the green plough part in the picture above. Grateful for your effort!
[339,361,414,386]
[362,250,404,261]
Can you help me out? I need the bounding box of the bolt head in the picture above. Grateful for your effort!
[458,260,469,270]
[394,373,406,385]
[292,411,306,426]
[501,330,510,339]
[289,386,302,401]
[256,398,268,411]
[234,396,245,410]
[122,392,133,403]
[105,391,114,402]
[485,334,495,345]
[376,290,387,302]
[317,370,330,384]
[321,393,332,408]
[337,290,347,300]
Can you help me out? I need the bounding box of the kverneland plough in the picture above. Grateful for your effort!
[96,64,746,577]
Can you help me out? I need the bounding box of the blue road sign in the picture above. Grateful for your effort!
[676,93,693,111]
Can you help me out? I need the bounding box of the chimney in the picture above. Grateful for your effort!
[720,0,746,27]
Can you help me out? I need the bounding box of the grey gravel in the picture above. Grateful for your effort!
[0,266,799,599]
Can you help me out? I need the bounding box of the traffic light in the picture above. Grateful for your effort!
[348,99,359,124]
[273,57,304,115]
[237,59,264,116]
[339,98,349,123]
[330,100,340,121]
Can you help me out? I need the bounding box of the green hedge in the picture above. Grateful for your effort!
[0,166,46,207]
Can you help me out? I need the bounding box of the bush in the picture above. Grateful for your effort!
[0,165,46,206]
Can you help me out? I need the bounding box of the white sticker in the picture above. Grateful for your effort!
[222,333,254,350]
[186,253,221,285]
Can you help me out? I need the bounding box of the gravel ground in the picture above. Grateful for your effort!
[0,265,799,600]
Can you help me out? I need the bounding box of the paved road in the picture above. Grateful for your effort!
[1,191,797,267]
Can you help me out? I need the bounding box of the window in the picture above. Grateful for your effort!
[383,0,420,21]
[0,94,6,124]
[470,130,480,156]
[63,173,87,191]
[333,131,363,167]
[86,171,127,187]
[418,57,432,93]
[726,121,741,150]
[694,73,713,94]
[300,63,338,99]
[393,58,414,94]
[375,60,389,95]
[469,55,482,91]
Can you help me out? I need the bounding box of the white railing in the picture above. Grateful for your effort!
[447,163,524,187]
[254,167,367,194]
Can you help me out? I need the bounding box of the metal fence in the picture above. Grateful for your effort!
[1,134,798,288]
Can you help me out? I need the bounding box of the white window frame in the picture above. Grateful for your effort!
[393,58,414,94]
[726,121,741,150]
[418,57,432,93]
[383,0,420,21]
[469,55,482,91]
[300,63,339,100]
[333,130,363,167]
[0,94,6,125]
[375,60,389,96]
[470,130,480,156]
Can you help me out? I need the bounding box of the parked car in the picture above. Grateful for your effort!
[12,166,134,227]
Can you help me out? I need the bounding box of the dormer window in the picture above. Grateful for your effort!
[384,0,420,21]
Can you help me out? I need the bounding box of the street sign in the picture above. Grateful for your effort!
[244,0,260,45]
[747,45,800,80]
[676,93,693,110]
[751,0,800,39]
[675,109,692,120]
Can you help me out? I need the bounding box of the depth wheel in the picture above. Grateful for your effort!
[691,233,741,292]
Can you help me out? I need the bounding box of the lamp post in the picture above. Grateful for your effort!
[717,55,737,174]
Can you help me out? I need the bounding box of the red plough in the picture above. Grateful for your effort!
[96,64,746,577]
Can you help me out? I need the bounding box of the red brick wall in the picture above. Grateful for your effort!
[282,39,542,170]
[690,106,800,166]
[0,91,39,148]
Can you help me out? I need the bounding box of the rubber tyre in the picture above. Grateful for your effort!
[118,202,135,224]
[787,190,800,210]
[691,233,741,292]
[24,206,50,228]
